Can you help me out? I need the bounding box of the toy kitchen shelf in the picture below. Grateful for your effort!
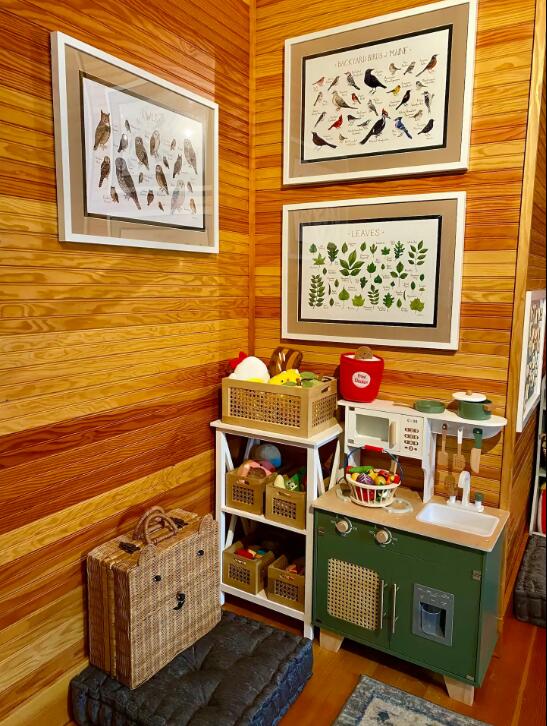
[339,399,507,503]
[211,419,343,639]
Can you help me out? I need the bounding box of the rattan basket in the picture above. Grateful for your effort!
[267,555,305,612]
[221,377,337,437]
[265,481,306,530]
[226,469,267,515]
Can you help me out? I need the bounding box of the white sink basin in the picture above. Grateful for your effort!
[417,502,499,537]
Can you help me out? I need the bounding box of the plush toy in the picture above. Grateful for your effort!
[251,444,282,469]
[269,369,301,386]
[228,353,270,384]
[236,459,271,478]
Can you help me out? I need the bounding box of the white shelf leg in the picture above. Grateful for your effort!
[225,514,238,548]
[315,449,325,496]
[216,430,227,605]
[328,439,341,491]
[303,446,317,640]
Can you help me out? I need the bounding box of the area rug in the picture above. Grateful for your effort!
[334,676,490,726]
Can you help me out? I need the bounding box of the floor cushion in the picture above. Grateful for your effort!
[514,534,546,627]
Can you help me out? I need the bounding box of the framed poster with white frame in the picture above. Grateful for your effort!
[283,0,477,185]
[282,192,466,350]
[51,32,219,253]
[516,290,546,433]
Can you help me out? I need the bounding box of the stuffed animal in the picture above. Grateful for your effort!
[269,369,301,386]
[228,353,270,384]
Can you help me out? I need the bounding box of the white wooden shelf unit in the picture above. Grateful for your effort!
[211,419,342,639]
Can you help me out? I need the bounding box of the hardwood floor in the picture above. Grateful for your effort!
[224,598,546,726]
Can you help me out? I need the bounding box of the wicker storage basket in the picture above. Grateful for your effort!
[221,377,337,437]
[222,540,275,594]
[226,469,267,515]
[87,506,220,689]
[267,555,305,612]
[265,481,306,530]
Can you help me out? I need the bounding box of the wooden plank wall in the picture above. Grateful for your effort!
[0,0,250,722]
[253,0,540,513]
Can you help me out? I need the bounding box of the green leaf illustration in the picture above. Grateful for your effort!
[381,246,391,256]
[329,298,334,306]
[374,275,382,284]
[360,242,367,252]
[394,241,405,259]
[352,294,365,307]
[410,297,425,312]
[313,254,326,265]
[367,262,376,274]
[370,243,378,255]
[368,285,380,306]
[340,252,365,278]
[308,274,325,307]
[341,242,348,253]
[348,250,357,265]
[327,242,338,262]
[383,292,395,309]
[419,273,425,281]
[409,240,428,267]
[339,287,350,301]
[397,298,403,308]
[411,281,416,290]
[334,279,339,288]
[360,277,367,289]
[309,244,317,253]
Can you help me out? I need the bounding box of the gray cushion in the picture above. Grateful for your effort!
[71,612,313,725]
[514,534,546,627]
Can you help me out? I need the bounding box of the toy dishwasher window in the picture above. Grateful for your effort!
[412,584,455,647]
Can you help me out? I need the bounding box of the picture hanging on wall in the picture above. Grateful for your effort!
[516,290,546,432]
[51,32,219,252]
[283,0,477,185]
[282,193,466,350]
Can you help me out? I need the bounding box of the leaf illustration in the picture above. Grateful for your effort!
[340,253,364,278]
[396,261,404,273]
[308,274,325,307]
[352,294,365,307]
[360,277,367,289]
[410,297,425,312]
[341,242,348,253]
[323,268,327,275]
[348,250,357,265]
[360,242,367,252]
[309,244,317,253]
[329,298,334,306]
[313,254,326,265]
[334,279,340,288]
[368,285,380,306]
[340,259,349,270]
[411,281,416,290]
[367,262,376,274]
[381,246,391,256]
[397,298,403,308]
[370,244,378,255]
[327,242,338,262]
[374,275,382,284]
[409,240,428,267]
[383,292,395,309]
[339,287,350,301]
[419,274,425,281]
[394,241,405,259]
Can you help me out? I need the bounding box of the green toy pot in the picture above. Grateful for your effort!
[453,391,493,421]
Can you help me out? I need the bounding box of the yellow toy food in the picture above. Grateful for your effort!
[269,369,301,385]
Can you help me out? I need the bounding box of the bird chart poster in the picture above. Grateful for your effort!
[301,27,451,162]
[51,32,218,253]
[284,0,477,185]
[282,194,466,350]
[82,75,205,230]
[298,217,441,327]
[517,290,546,432]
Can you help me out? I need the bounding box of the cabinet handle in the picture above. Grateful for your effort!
[391,583,399,635]
[378,579,386,631]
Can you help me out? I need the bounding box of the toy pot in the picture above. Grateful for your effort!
[453,391,493,421]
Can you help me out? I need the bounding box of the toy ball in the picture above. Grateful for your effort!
[251,443,282,468]
[229,356,270,384]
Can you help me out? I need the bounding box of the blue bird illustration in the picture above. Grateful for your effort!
[395,117,412,139]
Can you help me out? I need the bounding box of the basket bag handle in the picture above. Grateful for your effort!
[133,506,179,546]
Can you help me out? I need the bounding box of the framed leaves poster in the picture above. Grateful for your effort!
[282,193,466,350]
[283,0,477,185]
[516,290,546,432]
[51,33,219,252]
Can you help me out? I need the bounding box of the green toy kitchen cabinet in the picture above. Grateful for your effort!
[314,508,504,702]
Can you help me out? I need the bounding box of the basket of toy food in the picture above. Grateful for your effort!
[345,450,402,508]
[222,540,275,595]
[265,469,307,530]
[267,555,306,612]
[222,353,337,437]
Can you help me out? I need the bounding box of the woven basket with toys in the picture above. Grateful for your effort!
[345,448,402,508]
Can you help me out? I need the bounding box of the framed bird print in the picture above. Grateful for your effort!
[51,33,219,252]
[283,0,477,185]
[516,290,546,432]
[282,192,466,350]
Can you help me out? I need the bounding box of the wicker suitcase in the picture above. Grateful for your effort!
[87,506,220,688]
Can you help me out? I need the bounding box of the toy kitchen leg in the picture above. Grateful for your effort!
[444,676,475,706]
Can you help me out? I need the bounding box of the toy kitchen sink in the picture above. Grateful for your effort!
[312,487,509,706]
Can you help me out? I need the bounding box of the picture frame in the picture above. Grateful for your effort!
[282,192,466,350]
[51,32,219,253]
[283,0,477,185]
[516,290,546,433]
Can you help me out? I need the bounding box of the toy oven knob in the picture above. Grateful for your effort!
[335,518,352,536]
[375,528,392,545]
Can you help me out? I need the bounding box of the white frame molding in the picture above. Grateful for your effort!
[282,192,466,350]
[516,289,547,433]
[51,32,219,253]
[283,0,477,186]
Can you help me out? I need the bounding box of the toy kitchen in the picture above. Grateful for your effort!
[313,348,509,706]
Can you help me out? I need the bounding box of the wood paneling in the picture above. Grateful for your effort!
[0,0,250,721]
[252,0,543,522]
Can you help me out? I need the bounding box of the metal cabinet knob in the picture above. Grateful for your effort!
[375,528,392,545]
[335,518,352,536]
